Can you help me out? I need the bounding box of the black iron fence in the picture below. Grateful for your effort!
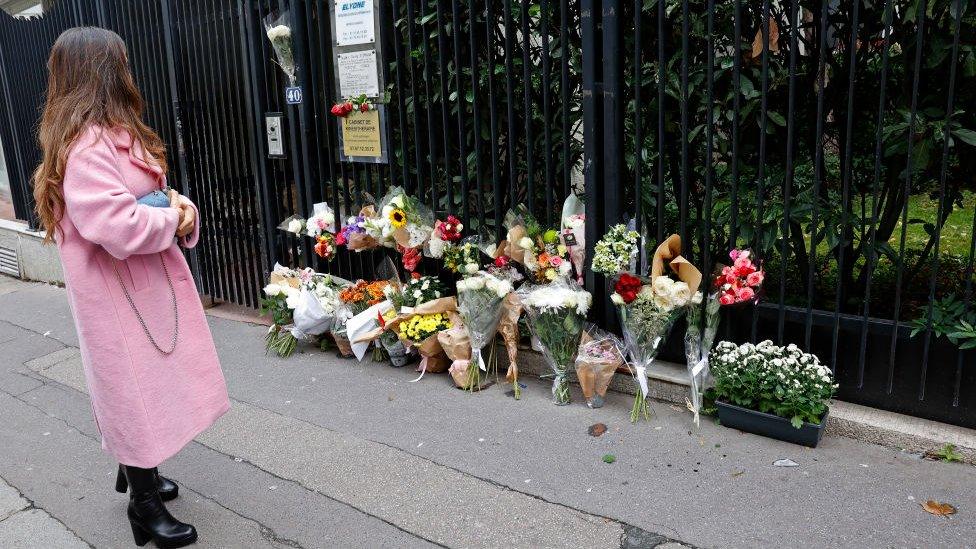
[0,0,973,427]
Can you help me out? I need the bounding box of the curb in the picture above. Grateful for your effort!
[508,344,976,465]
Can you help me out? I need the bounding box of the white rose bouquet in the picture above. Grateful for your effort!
[264,14,295,84]
[456,273,513,391]
[518,279,593,405]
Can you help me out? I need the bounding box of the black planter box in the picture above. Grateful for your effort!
[716,400,828,447]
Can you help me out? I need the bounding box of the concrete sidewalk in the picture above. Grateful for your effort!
[0,276,974,548]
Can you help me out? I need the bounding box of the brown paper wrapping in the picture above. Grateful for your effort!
[494,224,529,265]
[437,325,471,362]
[498,293,523,385]
[650,234,702,292]
[346,205,381,251]
[269,272,301,289]
[575,331,624,402]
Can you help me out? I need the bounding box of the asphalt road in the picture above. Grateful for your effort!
[0,276,974,548]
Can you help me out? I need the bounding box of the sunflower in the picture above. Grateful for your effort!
[389,208,408,229]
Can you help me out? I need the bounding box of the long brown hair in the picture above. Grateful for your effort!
[33,27,167,243]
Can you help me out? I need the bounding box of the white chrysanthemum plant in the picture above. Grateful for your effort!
[710,340,837,429]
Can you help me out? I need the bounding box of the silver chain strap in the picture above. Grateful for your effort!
[114,253,179,354]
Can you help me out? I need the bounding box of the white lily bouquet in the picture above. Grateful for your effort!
[603,235,702,422]
[518,279,593,405]
[264,14,295,84]
[455,273,513,391]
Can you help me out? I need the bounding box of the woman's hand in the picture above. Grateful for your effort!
[176,200,196,238]
[168,190,196,238]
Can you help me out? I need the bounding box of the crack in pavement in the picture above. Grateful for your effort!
[0,383,311,549]
[0,476,96,549]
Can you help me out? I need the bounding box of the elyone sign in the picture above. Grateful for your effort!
[334,0,374,46]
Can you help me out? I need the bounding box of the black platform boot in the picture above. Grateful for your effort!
[123,465,197,548]
[115,464,179,501]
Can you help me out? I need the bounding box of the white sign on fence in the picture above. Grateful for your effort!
[337,49,379,98]
[334,0,374,46]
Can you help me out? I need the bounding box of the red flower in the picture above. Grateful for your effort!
[377,310,386,328]
[411,271,422,280]
[399,245,421,272]
[435,215,463,242]
[334,230,347,246]
[719,293,736,305]
[494,255,510,268]
[359,102,369,113]
[614,273,642,300]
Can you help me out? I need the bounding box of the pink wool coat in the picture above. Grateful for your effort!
[57,126,229,468]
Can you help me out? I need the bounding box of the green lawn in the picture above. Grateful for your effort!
[890,190,975,257]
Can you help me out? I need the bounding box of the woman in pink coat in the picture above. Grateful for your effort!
[33,27,229,548]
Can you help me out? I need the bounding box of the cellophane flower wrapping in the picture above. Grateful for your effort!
[683,248,764,425]
[375,186,435,251]
[278,215,305,237]
[575,324,625,408]
[560,194,586,284]
[456,273,513,390]
[304,202,336,239]
[290,273,350,339]
[683,291,715,426]
[519,279,593,405]
[614,273,694,422]
[264,13,295,84]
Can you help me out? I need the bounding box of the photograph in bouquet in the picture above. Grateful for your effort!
[560,194,586,283]
[456,274,512,392]
[519,281,593,405]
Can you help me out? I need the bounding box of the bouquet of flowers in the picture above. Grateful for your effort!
[575,324,625,408]
[495,205,569,282]
[591,223,641,276]
[280,215,305,237]
[397,309,455,376]
[560,194,586,283]
[330,94,374,117]
[304,203,336,239]
[426,214,464,258]
[361,188,434,266]
[387,274,448,310]
[264,13,295,84]
[332,279,388,356]
[377,308,412,367]
[442,237,482,275]
[519,279,593,405]
[684,248,764,425]
[260,264,313,357]
[289,273,350,341]
[455,273,514,391]
[337,205,381,252]
[611,235,701,422]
